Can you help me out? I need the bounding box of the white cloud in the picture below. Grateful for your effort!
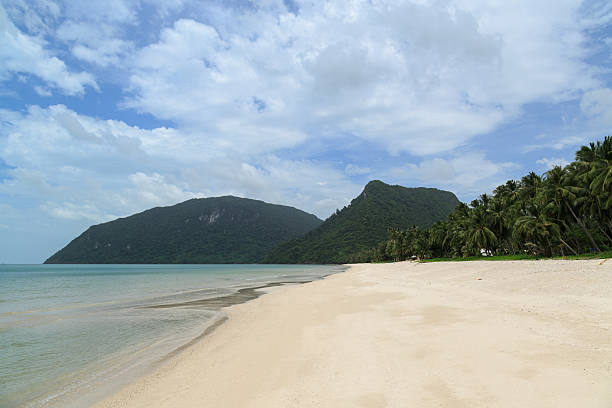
[185,154,361,217]
[122,0,602,156]
[60,0,136,24]
[580,87,612,126]
[0,167,58,197]
[0,3,98,95]
[127,172,204,208]
[33,85,51,96]
[141,0,186,16]
[0,105,360,226]
[524,86,612,152]
[56,21,133,67]
[344,163,371,176]
[2,0,61,35]
[389,152,517,198]
[42,201,116,222]
[536,157,570,170]
[523,133,592,153]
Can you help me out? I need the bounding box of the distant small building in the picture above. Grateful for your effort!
[480,248,492,256]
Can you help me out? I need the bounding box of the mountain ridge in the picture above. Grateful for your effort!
[263,180,461,263]
[45,181,461,264]
[45,196,322,264]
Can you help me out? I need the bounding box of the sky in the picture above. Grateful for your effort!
[1,0,612,263]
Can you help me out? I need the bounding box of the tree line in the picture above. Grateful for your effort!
[350,137,612,262]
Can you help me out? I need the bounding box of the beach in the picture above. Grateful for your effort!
[94,259,612,408]
[0,264,340,407]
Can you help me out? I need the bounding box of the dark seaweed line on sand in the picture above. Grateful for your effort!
[150,280,312,362]
[144,273,342,362]
[144,280,312,310]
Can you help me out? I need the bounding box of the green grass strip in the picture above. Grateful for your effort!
[420,250,612,263]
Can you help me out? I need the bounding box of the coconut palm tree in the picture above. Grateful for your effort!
[514,202,561,256]
[428,221,448,258]
[366,137,609,262]
[543,165,600,252]
[519,172,542,202]
[576,136,612,235]
[465,206,497,256]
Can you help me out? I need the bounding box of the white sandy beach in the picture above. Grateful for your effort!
[94,259,612,408]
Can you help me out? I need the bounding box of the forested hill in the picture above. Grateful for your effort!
[264,181,460,264]
[366,136,612,262]
[45,196,322,264]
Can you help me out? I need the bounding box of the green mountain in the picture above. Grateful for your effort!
[45,196,322,264]
[264,180,460,263]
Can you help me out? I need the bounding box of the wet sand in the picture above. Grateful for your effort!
[94,259,612,408]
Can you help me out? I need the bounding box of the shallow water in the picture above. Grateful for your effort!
[0,264,342,407]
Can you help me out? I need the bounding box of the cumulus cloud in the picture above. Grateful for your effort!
[122,0,601,156]
[389,153,517,198]
[57,21,133,67]
[60,0,136,24]
[42,201,116,222]
[4,0,608,156]
[0,105,360,226]
[33,85,52,96]
[0,3,97,94]
[580,87,612,126]
[0,167,58,197]
[345,164,371,176]
[2,0,61,35]
[126,172,204,208]
[536,157,571,170]
[196,155,362,216]
[524,85,612,153]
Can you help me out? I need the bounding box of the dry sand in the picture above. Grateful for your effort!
[95,259,612,408]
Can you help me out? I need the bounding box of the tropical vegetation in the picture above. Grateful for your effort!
[45,196,323,264]
[264,181,460,263]
[352,137,612,262]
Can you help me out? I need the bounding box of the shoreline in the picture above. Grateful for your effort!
[80,273,347,408]
[93,259,612,408]
[12,266,342,408]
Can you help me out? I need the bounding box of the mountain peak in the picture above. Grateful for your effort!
[363,179,389,191]
[45,196,322,264]
[265,182,460,263]
[357,180,393,204]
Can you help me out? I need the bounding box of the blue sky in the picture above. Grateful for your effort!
[1,0,612,263]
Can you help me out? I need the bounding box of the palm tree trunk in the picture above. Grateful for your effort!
[564,201,601,252]
[571,237,583,253]
[558,236,578,255]
[596,223,612,246]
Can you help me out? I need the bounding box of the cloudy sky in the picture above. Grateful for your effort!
[1,0,612,263]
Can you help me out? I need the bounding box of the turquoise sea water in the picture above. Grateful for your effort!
[0,264,342,407]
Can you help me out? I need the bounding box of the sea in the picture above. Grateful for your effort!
[0,264,343,407]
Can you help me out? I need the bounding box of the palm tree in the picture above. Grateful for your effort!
[465,206,497,255]
[494,180,521,207]
[428,221,448,257]
[576,136,612,237]
[443,203,471,257]
[543,165,600,252]
[519,172,542,202]
[409,228,430,259]
[514,202,561,256]
[367,137,609,262]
